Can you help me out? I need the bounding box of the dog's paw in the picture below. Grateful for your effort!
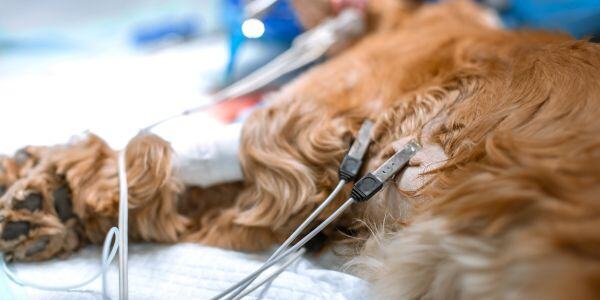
[0,171,80,261]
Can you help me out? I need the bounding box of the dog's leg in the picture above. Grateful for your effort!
[180,97,357,251]
[183,206,277,251]
[0,110,348,258]
[0,133,190,261]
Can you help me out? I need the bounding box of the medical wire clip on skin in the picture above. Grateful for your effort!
[212,119,374,300]
[217,140,422,300]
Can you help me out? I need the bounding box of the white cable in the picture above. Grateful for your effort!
[232,248,305,300]
[245,0,280,19]
[144,46,316,131]
[117,150,129,300]
[214,198,355,299]
[221,119,373,299]
[270,180,346,261]
[1,227,119,293]
[215,180,347,300]
[143,9,365,132]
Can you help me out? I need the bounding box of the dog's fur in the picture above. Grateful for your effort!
[1,0,600,298]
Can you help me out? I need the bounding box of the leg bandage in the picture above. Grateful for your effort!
[152,116,244,188]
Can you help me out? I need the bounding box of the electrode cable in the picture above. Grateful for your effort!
[117,150,129,300]
[218,140,421,299]
[213,180,346,300]
[215,197,356,298]
[233,248,306,300]
[218,120,374,300]
[0,227,119,293]
[143,8,364,132]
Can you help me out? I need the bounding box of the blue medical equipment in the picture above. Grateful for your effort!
[222,0,303,81]
[478,0,600,38]
[499,0,600,38]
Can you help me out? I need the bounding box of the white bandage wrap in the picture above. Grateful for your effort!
[152,115,244,187]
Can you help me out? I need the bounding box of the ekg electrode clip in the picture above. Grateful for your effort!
[339,120,374,182]
[351,140,421,202]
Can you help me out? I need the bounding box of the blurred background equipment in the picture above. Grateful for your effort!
[0,0,298,155]
[0,0,303,84]
[221,0,302,82]
[483,0,600,38]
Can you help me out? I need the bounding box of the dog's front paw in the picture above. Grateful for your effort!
[0,170,80,261]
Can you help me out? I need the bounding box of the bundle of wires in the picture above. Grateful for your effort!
[213,119,373,300]
[214,135,422,299]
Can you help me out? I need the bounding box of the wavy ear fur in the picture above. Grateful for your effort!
[346,2,600,299]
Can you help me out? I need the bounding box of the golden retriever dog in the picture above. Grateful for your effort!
[1,0,599,298]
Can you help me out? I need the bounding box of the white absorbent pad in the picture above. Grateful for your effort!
[4,243,370,300]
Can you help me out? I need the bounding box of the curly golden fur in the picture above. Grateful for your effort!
[1,0,599,298]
